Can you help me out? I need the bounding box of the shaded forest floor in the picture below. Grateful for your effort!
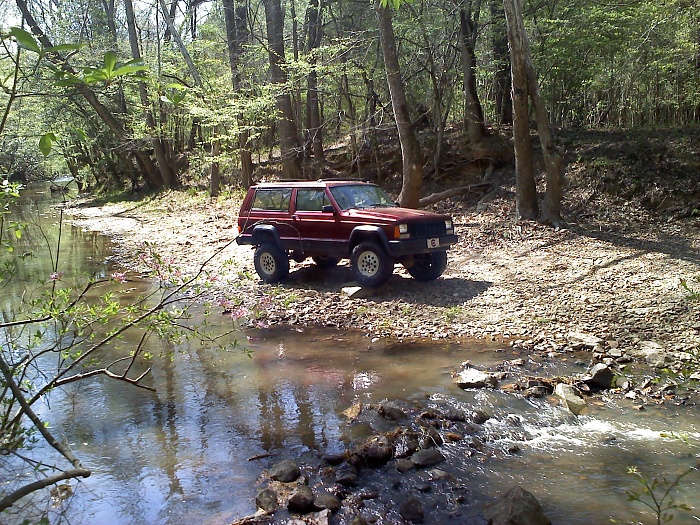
[67,126,700,379]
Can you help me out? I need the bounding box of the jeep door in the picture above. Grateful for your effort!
[292,188,344,255]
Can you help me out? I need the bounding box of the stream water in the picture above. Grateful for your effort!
[2,183,698,525]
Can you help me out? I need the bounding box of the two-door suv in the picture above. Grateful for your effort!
[236,179,458,288]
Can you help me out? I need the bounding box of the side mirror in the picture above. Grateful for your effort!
[322,204,335,214]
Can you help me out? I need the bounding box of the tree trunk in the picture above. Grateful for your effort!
[263,0,302,179]
[210,137,221,197]
[460,3,487,145]
[491,0,512,124]
[374,1,425,208]
[526,62,563,225]
[124,0,176,187]
[504,0,538,220]
[15,0,165,189]
[158,0,203,88]
[223,0,254,187]
[304,0,324,178]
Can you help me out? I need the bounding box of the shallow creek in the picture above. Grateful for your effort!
[2,184,698,525]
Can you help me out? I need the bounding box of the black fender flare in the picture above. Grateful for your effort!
[349,226,391,254]
[251,224,283,249]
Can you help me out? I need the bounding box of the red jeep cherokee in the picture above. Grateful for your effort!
[236,180,458,288]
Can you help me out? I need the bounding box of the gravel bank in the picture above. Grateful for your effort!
[65,188,700,368]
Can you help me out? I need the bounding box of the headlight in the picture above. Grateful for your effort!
[445,219,453,233]
[394,223,410,239]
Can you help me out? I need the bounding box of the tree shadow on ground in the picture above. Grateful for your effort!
[282,263,491,308]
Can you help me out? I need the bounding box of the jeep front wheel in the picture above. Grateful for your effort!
[406,251,448,281]
[254,243,289,283]
[351,242,393,288]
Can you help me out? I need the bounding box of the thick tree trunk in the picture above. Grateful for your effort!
[460,3,487,145]
[124,0,176,187]
[374,1,425,208]
[504,0,538,220]
[223,0,254,187]
[526,59,563,226]
[263,0,302,179]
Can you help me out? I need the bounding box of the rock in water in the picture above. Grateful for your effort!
[453,367,498,389]
[554,383,587,415]
[269,459,301,482]
[255,488,278,513]
[287,485,315,513]
[399,495,424,523]
[586,363,615,389]
[483,486,552,525]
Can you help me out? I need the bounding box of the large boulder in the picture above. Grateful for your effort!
[483,486,552,525]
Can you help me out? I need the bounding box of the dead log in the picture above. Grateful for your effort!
[418,182,491,208]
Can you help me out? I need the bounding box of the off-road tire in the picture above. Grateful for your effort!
[406,251,448,281]
[351,242,393,288]
[312,255,340,268]
[254,243,289,283]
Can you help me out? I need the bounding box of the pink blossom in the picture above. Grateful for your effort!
[50,271,64,281]
[230,306,248,321]
[111,272,127,283]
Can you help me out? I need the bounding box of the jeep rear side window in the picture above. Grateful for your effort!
[296,189,330,212]
[252,189,292,211]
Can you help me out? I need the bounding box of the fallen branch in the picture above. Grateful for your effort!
[418,182,491,208]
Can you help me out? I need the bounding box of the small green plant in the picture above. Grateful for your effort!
[679,275,700,301]
[444,306,463,322]
[626,466,696,524]
[355,306,369,316]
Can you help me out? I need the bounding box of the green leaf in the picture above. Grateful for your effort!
[113,63,149,77]
[103,51,117,75]
[14,228,21,239]
[45,43,84,53]
[10,27,41,53]
[39,133,57,156]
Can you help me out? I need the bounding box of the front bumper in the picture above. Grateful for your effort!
[387,234,459,257]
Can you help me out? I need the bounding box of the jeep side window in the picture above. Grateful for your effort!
[296,189,330,212]
[330,185,393,210]
[252,189,292,211]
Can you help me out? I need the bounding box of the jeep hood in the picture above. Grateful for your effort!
[344,207,448,222]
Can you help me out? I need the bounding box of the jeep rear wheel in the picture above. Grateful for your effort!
[351,242,393,288]
[254,243,289,283]
[406,251,448,281]
[312,255,340,268]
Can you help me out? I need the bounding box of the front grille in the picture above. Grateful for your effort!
[408,221,446,238]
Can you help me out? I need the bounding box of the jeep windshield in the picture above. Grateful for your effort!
[329,184,395,211]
